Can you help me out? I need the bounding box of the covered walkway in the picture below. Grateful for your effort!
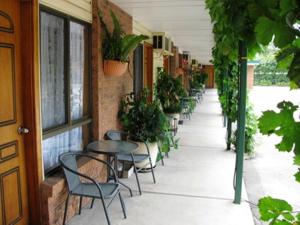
[69,90,254,225]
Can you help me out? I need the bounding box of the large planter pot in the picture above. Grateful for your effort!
[103,60,128,76]
[134,141,159,169]
[165,113,180,129]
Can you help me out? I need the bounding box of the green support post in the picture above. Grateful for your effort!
[234,41,247,204]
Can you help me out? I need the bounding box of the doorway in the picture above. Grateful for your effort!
[0,1,30,224]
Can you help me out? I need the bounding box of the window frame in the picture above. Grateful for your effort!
[39,6,93,140]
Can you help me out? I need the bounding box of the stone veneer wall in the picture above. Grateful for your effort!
[40,1,133,224]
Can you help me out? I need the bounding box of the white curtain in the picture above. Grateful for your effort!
[70,22,85,120]
[42,127,83,173]
[40,12,65,130]
[40,13,86,173]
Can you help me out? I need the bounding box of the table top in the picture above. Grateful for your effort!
[87,140,138,155]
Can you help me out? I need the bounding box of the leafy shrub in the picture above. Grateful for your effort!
[232,102,258,155]
[190,72,208,89]
[254,62,289,86]
[155,69,187,114]
[118,90,168,143]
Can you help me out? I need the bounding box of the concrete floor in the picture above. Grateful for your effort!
[244,86,300,225]
[69,89,254,225]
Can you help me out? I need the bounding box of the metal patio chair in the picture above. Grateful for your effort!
[59,152,126,225]
[105,130,164,195]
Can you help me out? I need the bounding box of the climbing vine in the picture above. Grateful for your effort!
[206,0,259,154]
[206,0,300,223]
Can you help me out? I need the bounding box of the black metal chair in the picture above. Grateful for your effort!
[105,130,164,195]
[59,152,126,225]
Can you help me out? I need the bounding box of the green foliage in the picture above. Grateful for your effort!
[205,0,300,223]
[118,90,169,143]
[254,45,290,86]
[206,0,300,87]
[217,66,239,122]
[258,196,300,224]
[258,102,300,224]
[155,69,187,114]
[258,101,300,155]
[255,62,289,86]
[190,72,208,90]
[232,102,258,155]
[99,10,148,62]
[259,101,300,181]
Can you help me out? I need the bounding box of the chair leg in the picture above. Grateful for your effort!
[62,193,70,225]
[165,151,169,158]
[78,196,83,215]
[100,198,111,225]
[148,155,156,184]
[131,154,142,195]
[158,146,165,166]
[118,192,127,219]
[90,198,95,209]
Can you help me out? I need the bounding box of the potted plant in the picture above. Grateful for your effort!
[190,72,208,90]
[99,10,148,76]
[118,90,170,168]
[155,69,187,126]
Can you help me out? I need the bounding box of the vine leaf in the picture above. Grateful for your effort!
[287,52,300,87]
[255,17,274,45]
[258,101,300,154]
[280,0,297,16]
[294,171,300,183]
[258,196,293,222]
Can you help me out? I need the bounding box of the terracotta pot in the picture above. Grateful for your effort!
[103,60,128,76]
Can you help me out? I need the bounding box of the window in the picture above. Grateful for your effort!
[133,44,144,97]
[40,8,92,175]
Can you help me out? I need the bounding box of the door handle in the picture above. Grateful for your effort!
[18,126,30,135]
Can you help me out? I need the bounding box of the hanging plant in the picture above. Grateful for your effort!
[99,10,148,76]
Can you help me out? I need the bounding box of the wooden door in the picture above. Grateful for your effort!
[203,65,215,88]
[0,1,29,225]
[144,43,153,101]
[163,55,169,74]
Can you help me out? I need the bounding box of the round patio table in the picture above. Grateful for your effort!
[87,140,138,155]
[87,140,138,196]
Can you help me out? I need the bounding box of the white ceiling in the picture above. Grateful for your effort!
[111,0,214,65]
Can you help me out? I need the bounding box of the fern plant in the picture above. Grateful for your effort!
[99,10,148,62]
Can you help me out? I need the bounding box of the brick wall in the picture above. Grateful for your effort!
[92,0,133,140]
[40,1,133,224]
[247,65,254,89]
[170,46,179,76]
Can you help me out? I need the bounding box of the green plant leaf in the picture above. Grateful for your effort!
[121,34,148,61]
[287,52,300,87]
[294,156,300,166]
[255,17,275,46]
[258,101,300,154]
[293,38,300,48]
[258,196,293,222]
[273,24,296,48]
[294,171,300,183]
[280,0,297,16]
